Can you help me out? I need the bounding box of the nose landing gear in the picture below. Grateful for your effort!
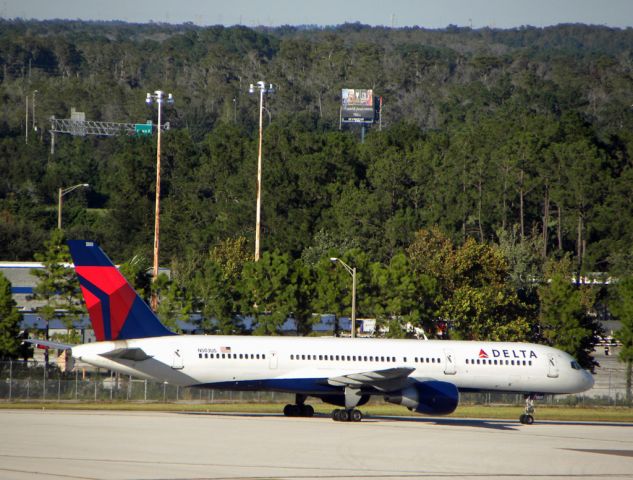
[519,395,536,424]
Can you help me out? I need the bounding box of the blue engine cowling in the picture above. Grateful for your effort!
[384,380,459,415]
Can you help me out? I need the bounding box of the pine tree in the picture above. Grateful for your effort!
[30,230,84,363]
[0,273,21,360]
[610,276,633,405]
[538,258,602,371]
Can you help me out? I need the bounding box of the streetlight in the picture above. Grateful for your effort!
[32,90,38,132]
[249,80,274,261]
[58,184,89,229]
[145,90,174,311]
[330,257,357,338]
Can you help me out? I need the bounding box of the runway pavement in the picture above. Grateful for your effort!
[0,409,632,479]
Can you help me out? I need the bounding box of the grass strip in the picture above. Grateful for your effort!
[1,401,632,422]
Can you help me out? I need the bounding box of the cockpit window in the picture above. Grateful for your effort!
[571,361,581,370]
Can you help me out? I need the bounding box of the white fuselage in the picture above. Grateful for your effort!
[71,336,594,396]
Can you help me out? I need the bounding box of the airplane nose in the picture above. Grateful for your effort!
[584,371,595,390]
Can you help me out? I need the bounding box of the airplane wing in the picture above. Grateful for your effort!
[327,367,415,392]
[99,347,153,362]
[23,339,73,350]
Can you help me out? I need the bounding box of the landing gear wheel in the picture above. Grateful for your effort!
[520,394,537,425]
[284,397,314,417]
[350,409,363,422]
[332,408,363,422]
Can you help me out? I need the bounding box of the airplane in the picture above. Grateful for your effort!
[29,240,595,424]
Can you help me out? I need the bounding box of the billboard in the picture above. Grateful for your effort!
[341,89,375,124]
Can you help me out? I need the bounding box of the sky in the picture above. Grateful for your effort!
[2,0,632,29]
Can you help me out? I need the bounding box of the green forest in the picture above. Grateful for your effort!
[2,20,633,369]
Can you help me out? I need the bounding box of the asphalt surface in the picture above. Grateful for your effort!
[1,409,632,479]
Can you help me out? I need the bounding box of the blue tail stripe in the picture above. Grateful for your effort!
[68,240,112,267]
[118,297,174,339]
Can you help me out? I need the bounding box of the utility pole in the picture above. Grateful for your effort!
[32,90,37,132]
[25,96,28,144]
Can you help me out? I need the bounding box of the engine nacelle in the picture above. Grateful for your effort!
[384,380,459,415]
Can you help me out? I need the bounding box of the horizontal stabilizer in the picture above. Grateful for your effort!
[100,347,153,362]
[328,367,415,392]
[23,339,73,350]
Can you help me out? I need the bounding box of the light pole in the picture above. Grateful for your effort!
[145,90,174,311]
[248,81,274,261]
[32,90,38,132]
[58,184,89,229]
[330,257,357,338]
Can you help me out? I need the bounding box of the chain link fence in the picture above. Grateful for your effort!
[0,360,630,407]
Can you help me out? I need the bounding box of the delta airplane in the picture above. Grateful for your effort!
[29,240,594,424]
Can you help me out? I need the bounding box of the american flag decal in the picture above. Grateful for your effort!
[220,346,231,353]
[478,349,488,358]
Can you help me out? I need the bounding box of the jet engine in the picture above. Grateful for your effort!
[384,380,459,415]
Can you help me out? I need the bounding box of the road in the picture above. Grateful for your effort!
[1,409,632,479]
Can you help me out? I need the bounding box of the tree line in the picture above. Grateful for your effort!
[0,20,632,394]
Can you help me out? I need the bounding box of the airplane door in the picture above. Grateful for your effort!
[171,349,184,370]
[444,350,456,375]
[547,354,559,378]
[268,351,278,370]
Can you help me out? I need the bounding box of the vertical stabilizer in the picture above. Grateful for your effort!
[68,240,175,341]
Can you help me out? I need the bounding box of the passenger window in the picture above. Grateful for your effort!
[199,353,202,359]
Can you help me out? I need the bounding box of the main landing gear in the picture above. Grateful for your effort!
[283,394,314,417]
[331,387,365,422]
[331,408,363,422]
[519,394,536,425]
